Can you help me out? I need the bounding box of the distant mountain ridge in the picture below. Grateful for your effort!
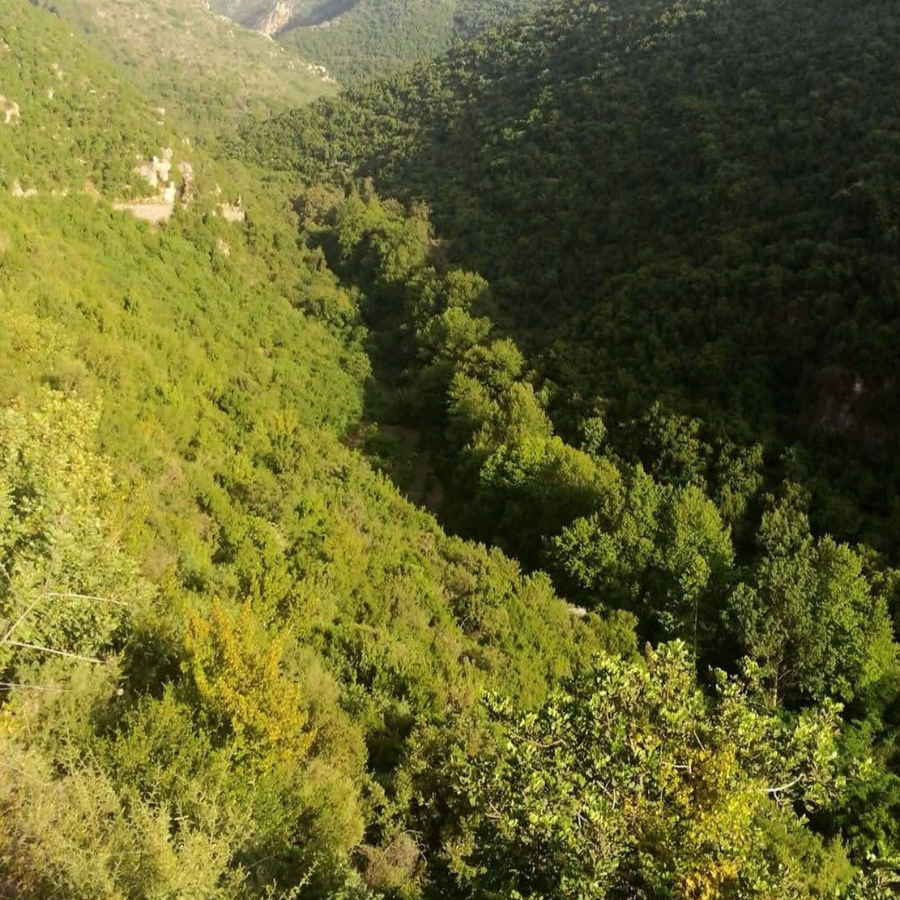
[213,0,360,35]
[209,0,551,81]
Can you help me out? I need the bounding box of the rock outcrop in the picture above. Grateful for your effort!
[219,198,245,223]
[112,200,174,223]
[11,179,37,198]
[117,148,186,223]
[1,95,21,125]
[135,148,174,191]
[249,0,295,36]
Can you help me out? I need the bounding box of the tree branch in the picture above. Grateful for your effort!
[44,592,128,607]
[2,640,102,664]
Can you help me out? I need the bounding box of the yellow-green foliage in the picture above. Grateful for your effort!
[185,601,316,763]
[0,0,177,194]
[0,42,616,895]
[0,391,152,670]
[443,643,855,899]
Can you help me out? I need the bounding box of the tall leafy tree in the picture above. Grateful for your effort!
[440,643,854,900]
[726,489,897,706]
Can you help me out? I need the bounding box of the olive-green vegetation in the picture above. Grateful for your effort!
[0,166,625,899]
[28,0,333,142]
[244,0,900,555]
[0,4,619,896]
[4,0,900,896]
[296,182,896,696]
[0,0,181,194]
[210,0,550,84]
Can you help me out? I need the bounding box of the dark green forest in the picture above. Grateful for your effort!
[3,0,900,897]
[245,0,900,555]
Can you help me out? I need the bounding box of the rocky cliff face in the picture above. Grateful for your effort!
[210,0,360,37]
[208,0,304,36]
[247,0,296,35]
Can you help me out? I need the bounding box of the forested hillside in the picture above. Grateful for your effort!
[3,0,900,897]
[27,0,334,139]
[209,0,549,83]
[1,3,629,895]
[0,0,183,194]
[245,0,900,553]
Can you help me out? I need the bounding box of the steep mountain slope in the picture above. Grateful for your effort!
[210,0,549,83]
[0,3,623,896]
[3,1,900,897]
[0,0,182,194]
[30,0,334,139]
[245,0,900,550]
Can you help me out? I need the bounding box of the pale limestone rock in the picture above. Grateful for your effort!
[220,199,245,223]
[1,95,20,125]
[11,180,37,198]
[113,201,174,224]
